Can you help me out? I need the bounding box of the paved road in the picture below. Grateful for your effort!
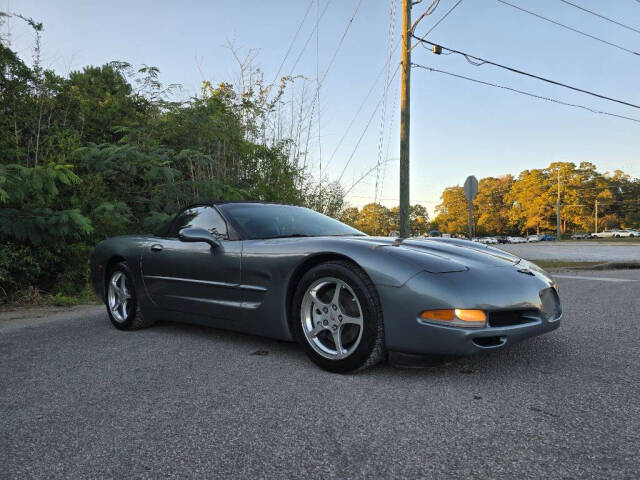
[498,241,640,262]
[2,270,640,479]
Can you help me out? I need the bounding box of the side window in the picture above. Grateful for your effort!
[168,207,228,239]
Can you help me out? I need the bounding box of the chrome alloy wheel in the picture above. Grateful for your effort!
[300,277,364,360]
[107,271,132,323]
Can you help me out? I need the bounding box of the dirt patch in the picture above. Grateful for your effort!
[0,304,102,323]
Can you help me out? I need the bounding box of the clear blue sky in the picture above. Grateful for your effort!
[5,0,640,215]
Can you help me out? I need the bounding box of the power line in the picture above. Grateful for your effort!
[411,0,464,52]
[410,0,442,33]
[324,37,401,173]
[288,0,332,77]
[557,0,640,35]
[375,0,398,205]
[316,0,322,198]
[271,0,314,85]
[347,194,440,203]
[496,0,640,57]
[302,0,364,184]
[412,63,640,124]
[412,37,640,109]
[319,0,364,86]
[337,63,401,184]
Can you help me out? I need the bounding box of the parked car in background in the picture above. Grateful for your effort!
[540,234,556,241]
[429,230,441,237]
[527,235,541,242]
[592,229,617,238]
[616,229,638,238]
[507,236,527,244]
[477,237,498,244]
[570,232,589,240]
[495,236,508,244]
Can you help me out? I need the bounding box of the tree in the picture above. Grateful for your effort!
[355,203,392,236]
[505,169,554,235]
[474,175,513,235]
[435,186,467,235]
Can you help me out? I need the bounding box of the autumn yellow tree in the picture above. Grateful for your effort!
[434,186,468,235]
[355,203,392,235]
[474,175,514,235]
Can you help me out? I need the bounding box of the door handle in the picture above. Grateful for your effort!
[151,244,164,252]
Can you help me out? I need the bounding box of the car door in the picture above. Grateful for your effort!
[141,206,243,321]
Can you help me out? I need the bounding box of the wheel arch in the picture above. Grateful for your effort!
[104,255,127,290]
[284,252,375,339]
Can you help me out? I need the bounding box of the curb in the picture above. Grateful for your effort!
[561,261,640,271]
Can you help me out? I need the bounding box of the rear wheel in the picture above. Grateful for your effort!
[292,261,385,373]
[106,262,155,330]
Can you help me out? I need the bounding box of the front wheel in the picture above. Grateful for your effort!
[292,261,385,373]
[106,262,155,330]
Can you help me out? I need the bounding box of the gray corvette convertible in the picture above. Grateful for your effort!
[91,201,561,372]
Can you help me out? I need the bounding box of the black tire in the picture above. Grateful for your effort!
[292,260,385,373]
[105,261,155,331]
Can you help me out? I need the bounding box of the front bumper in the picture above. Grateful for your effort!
[378,267,561,355]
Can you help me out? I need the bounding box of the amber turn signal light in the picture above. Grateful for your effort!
[420,309,487,327]
[420,309,455,321]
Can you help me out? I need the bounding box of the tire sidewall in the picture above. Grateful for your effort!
[106,262,139,330]
[292,262,382,373]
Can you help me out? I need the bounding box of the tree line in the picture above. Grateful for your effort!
[340,162,640,238]
[433,162,640,236]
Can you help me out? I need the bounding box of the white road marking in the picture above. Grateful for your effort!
[553,274,638,283]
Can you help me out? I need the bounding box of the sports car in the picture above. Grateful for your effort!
[91,202,562,373]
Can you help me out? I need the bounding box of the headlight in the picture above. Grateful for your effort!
[420,309,487,328]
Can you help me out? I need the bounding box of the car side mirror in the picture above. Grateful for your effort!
[178,227,221,249]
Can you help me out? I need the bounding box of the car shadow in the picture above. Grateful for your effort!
[145,317,568,379]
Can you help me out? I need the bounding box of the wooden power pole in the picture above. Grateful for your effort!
[399,0,411,238]
[556,168,561,239]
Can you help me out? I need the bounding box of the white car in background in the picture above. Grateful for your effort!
[592,229,617,238]
[616,229,639,238]
[478,237,498,244]
[527,235,542,242]
[507,236,527,244]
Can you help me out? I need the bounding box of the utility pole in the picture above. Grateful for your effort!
[556,168,561,239]
[594,199,598,233]
[399,0,411,238]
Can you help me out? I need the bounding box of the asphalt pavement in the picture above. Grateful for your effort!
[2,270,640,479]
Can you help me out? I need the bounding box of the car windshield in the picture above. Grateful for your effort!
[218,203,365,240]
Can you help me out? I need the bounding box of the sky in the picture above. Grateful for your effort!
[5,0,640,215]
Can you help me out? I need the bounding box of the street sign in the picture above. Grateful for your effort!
[464,175,478,201]
[463,176,478,240]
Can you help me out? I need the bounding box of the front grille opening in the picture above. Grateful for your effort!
[488,310,538,328]
[473,336,505,348]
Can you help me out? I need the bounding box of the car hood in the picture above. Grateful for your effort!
[346,236,521,273]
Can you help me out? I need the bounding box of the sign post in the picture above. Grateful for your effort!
[463,175,478,240]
